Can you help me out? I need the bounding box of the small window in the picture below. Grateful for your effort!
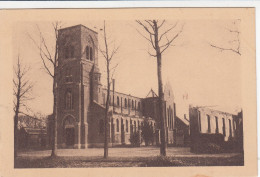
[116,119,119,132]
[117,96,120,106]
[138,102,141,110]
[124,98,127,108]
[132,100,134,109]
[215,116,219,133]
[207,115,211,133]
[229,119,232,137]
[222,118,226,136]
[126,120,128,132]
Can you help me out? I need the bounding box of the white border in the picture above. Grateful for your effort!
[0,1,259,175]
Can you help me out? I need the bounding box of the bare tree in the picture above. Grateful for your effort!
[28,22,62,157]
[13,56,33,159]
[209,19,241,55]
[99,21,119,158]
[136,20,183,156]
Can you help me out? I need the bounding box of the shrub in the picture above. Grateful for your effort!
[130,131,141,147]
[204,143,223,153]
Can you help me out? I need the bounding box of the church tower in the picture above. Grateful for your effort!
[56,25,101,149]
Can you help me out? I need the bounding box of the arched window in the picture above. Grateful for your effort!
[124,98,127,108]
[116,119,119,132]
[65,90,73,109]
[134,121,136,132]
[90,47,93,61]
[99,119,104,134]
[126,120,128,132]
[86,46,89,59]
[138,102,141,110]
[117,96,120,106]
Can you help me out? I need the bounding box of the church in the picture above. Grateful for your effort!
[54,24,187,149]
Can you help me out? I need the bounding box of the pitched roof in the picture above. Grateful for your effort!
[146,89,158,98]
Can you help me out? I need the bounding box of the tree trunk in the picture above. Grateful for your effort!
[14,76,21,160]
[157,55,167,156]
[154,20,167,156]
[104,61,110,158]
[51,76,58,157]
[14,106,19,160]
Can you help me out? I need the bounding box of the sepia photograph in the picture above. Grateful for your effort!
[0,7,257,177]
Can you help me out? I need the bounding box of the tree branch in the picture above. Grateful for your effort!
[158,21,178,42]
[136,20,155,35]
[209,43,241,55]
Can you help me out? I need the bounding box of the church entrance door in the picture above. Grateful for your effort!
[65,128,75,146]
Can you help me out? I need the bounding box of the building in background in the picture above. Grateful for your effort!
[18,115,47,149]
[189,106,243,153]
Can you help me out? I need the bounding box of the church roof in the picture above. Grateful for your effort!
[146,89,158,98]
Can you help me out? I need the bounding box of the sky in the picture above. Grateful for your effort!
[13,19,242,116]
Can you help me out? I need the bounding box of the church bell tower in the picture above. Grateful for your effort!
[56,24,101,149]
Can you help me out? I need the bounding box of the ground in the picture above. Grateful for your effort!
[15,147,244,168]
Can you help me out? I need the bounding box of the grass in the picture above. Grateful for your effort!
[14,154,244,168]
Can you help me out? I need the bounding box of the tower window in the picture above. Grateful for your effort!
[138,102,141,110]
[132,100,134,109]
[65,90,73,110]
[86,46,89,59]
